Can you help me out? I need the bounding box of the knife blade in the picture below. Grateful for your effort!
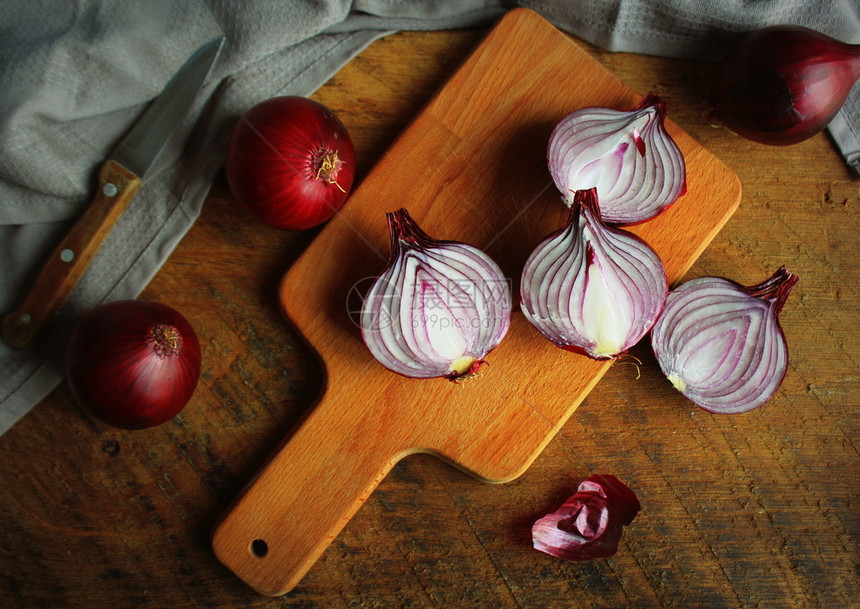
[2,36,224,349]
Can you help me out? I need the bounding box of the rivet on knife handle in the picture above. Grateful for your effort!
[1,160,141,349]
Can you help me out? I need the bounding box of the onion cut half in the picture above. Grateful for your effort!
[360,208,511,380]
[520,188,667,360]
[650,266,799,413]
[547,93,686,225]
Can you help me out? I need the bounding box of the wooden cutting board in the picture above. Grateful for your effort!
[212,8,741,596]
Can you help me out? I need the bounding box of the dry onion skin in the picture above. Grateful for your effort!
[547,93,686,225]
[533,474,641,561]
[650,266,799,413]
[520,188,667,360]
[360,208,511,380]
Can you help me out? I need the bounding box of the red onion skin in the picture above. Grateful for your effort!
[532,474,640,561]
[711,26,860,146]
[226,96,355,230]
[65,300,201,430]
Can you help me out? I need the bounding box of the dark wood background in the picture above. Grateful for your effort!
[1,24,858,609]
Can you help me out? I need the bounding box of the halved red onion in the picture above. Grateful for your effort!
[650,266,799,413]
[520,188,667,360]
[547,93,686,225]
[360,208,511,380]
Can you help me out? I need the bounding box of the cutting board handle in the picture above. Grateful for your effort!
[212,387,406,596]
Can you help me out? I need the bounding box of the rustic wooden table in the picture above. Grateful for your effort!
[1,24,858,609]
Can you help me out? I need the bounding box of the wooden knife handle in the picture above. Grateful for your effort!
[212,387,406,596]
[2,160,142,349]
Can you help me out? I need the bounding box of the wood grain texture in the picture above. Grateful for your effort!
[211,9,741,596]
[2,160,141,348]
[1,11,858,609]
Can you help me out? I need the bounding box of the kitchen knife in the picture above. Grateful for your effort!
[2,36,224,349]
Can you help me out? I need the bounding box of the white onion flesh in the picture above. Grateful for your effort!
[650,267,798,413]
[547,94,686,225]
[520,188,667,360]
[360,209,511,379]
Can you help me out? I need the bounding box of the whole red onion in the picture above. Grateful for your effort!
[65,300,201,429]
[225,96,356,230]
[710,25,860,146]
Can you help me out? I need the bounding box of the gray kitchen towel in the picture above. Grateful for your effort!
[1,0,858,436]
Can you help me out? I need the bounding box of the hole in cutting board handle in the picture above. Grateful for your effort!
[250,538,269,558]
